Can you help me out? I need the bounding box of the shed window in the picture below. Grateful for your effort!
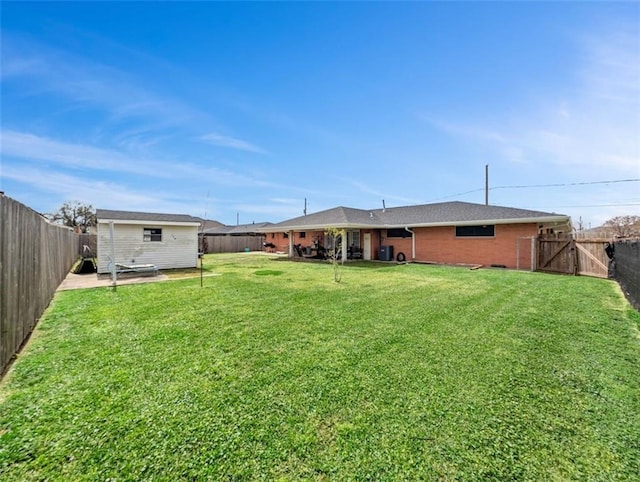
[455,225,495,237]
[143,228,162,242]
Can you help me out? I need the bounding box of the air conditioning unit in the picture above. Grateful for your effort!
[379,245,394,261]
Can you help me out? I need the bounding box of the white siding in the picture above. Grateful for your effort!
[97,222,198,273]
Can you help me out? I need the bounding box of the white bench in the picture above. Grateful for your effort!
[115,263,158,276]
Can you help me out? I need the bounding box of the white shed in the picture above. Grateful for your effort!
[96,209,201,274]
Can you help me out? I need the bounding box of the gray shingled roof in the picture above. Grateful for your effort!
[97,209,202,224]
[374,201,567,226]
[264,206,378,230]
[203,222,273,235]
[196,218,225,230]
[261,201,569,231]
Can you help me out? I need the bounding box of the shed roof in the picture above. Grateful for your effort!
[97,209,202,224]
[260,201,570,231]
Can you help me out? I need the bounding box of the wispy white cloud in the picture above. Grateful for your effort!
[346,180,420,205]
[111,128,171,154]
[177,162,278,189]
[270,197,303,205]
[1,33,208,131]
[4,165,157,206]
[2,165,205,214]
[198,132,267,154]
[0,130,279,189]
[0,130,169,177]
[233,203,305,221]
[424,18,640,175]
[580,26,639,103]
[422,117,508,144]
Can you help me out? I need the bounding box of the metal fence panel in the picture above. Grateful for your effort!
[614,239,639,310]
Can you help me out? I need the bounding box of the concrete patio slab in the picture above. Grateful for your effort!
[57,272,169,291]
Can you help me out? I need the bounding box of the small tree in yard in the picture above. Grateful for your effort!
[47,201,97,233]
[603,215,640,238]
[325,227,346,283]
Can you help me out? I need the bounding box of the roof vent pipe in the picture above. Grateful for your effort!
[382,199,386,212]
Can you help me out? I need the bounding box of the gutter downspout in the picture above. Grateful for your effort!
[405,227,415,261]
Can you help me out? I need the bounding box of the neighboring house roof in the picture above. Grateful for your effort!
[196,218,225,231]
[260,201,570,231]
[96,209,202,225]
[203,222,273,235]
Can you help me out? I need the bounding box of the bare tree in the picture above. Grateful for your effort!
[602,215,640,237]
[325,227,346,282]
[47,201,97,233]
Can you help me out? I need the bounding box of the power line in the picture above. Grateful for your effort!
[525,202,640,209]
[491,178,640,190]
[425,188,485,203]
[425,178,640,203]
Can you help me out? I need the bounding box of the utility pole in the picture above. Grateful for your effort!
[485,164,489,205]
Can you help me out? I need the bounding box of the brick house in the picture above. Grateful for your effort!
[259,201,570,270]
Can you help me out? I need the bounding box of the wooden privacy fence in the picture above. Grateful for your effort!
[1,195,80,375]
[200,235,266,254]
[537,236,610,278]
[78,233,97,256]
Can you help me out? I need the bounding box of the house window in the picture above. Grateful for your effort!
[455,225,495,237]
[283,232,289,239]
[387,228,411,238]
[324,232,341,250]
[347,230,360,248]
[143,228,162,242]
[299,232,306,238]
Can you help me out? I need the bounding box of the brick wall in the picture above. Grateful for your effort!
[408,223,538,268]
[266,230,326,254]
[377,233,410,261]
[268,223,538,268]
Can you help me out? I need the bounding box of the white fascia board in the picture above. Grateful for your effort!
[259,216,569,232]
[381,216,571,229]
[259,223,373,232]
[98,219,201,227]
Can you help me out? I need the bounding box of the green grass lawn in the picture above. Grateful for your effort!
[1,253,639,480]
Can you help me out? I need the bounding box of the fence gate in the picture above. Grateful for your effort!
[538,236,575,275]
[574,240,609,278]
[537,236,609,278]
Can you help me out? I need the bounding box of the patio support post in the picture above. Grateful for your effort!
[288,231,294,257]
[109,221,117,288]
[341,232,347,262]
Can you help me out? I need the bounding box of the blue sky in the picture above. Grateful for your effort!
[1,2,638,228]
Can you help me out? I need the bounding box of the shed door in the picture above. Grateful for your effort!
[363,233,371,260]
